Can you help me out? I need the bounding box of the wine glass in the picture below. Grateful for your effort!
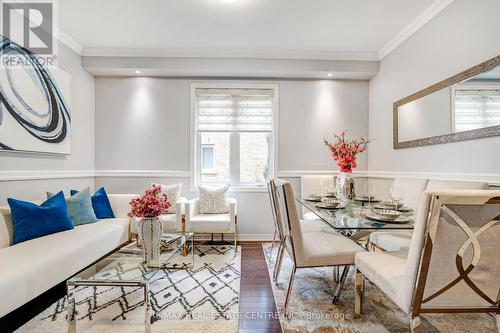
[389,186,404,209]
[364,182,376,204]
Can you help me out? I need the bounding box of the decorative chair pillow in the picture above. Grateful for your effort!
[153,183,182,213]
[198,184,229,214]
[47,187,99,226]
[71,187,115,219]
[8,192,74,245]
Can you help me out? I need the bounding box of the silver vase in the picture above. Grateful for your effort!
[138,217,162,267]
[336,172,355,200]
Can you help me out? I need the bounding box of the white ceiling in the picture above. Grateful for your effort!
[58,0,447,60]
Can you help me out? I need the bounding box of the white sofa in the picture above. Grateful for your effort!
[0,194,137,318]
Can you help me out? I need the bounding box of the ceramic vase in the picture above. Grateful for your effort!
[138,217,162,267]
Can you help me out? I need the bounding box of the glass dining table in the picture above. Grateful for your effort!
[296,197,415,241]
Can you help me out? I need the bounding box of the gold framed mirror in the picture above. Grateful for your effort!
[393,55,500,149]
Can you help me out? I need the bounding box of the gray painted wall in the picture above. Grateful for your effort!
[0,42,96,204]
[368,0,500,175]
[94,78,369,237]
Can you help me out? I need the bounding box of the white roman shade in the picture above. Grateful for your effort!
[195,88,274,132]
[454,88,500,132]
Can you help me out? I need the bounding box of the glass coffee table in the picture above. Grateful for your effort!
[66,232,194,333]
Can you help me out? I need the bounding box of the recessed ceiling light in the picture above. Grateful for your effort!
[327,73,333,77]
[135,70,141,74]
[220,0,237,3]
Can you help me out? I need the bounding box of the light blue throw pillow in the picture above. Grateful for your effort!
[47,188,99,226]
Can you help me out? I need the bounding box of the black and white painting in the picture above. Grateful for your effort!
[0,36,71,154]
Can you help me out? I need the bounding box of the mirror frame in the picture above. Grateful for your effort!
[393,55,500,149]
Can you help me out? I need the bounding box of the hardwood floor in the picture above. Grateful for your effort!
[239,242,282,333]
[1,241,282,333]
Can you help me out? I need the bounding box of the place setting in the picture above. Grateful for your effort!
[315,197,346,210]
[365,208,411,223]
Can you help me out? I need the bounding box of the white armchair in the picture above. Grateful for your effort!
[185,197,238,249]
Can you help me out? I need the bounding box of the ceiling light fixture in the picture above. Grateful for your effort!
[135,70,141,74]
[220,0,237,3]
[327,73,333,77]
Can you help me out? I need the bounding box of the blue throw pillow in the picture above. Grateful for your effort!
[8,192,74,245]
[71,187,115,219]
[47,188,99,226]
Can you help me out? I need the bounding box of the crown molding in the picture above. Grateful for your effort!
[82,47,379,62]
[55,28,84,55]
[377,0,456,60]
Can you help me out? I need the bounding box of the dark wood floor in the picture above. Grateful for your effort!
[239,242,282,333]
[1,241,282,333]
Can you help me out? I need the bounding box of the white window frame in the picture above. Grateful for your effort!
[190,83,279,192]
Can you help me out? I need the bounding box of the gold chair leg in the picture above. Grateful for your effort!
[410,315,422,333]
[354,268,364,318]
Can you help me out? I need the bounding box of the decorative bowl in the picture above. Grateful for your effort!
[319,198,340,208]
[381,200,404,209]
[374,209,401,220]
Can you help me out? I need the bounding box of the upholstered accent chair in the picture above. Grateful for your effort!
[370,179,489,252]
[271,179,363,313]
[185,197,238,252]
[355,190,500,332]
[300,175,336,219]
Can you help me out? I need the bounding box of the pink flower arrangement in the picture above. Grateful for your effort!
[324,131,371,173]
[128,185,171,218]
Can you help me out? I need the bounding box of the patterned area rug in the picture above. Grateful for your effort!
[18,245,240,333]
[262,243,495,333]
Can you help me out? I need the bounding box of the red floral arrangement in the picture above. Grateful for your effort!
[324,131,371,173]
[128,185,171,218]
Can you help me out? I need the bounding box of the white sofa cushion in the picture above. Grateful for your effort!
[189,214,231,232]
[0,217,129,317]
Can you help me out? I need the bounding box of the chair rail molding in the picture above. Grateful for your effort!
[0,170,95,182]
[367,171,500,186]
[94,170,191,178]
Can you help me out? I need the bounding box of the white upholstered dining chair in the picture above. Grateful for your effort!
[267,180,328,283]
[271,179,363,313]
[369,179,489,252]
[355,190,500,332]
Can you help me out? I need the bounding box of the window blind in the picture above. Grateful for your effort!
[454,88,500,132]
[195,88,274,132]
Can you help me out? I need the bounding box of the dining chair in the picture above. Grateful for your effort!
[355,190,500,332]
[271,179,363,313]
[267,179,329,283]
[370,179,489,252]
[368,177,428,252]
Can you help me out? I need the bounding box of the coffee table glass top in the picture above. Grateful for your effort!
[297,198,415,231]
[68,232,194,285]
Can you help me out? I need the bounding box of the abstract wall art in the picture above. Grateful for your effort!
[0,36,71,154]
